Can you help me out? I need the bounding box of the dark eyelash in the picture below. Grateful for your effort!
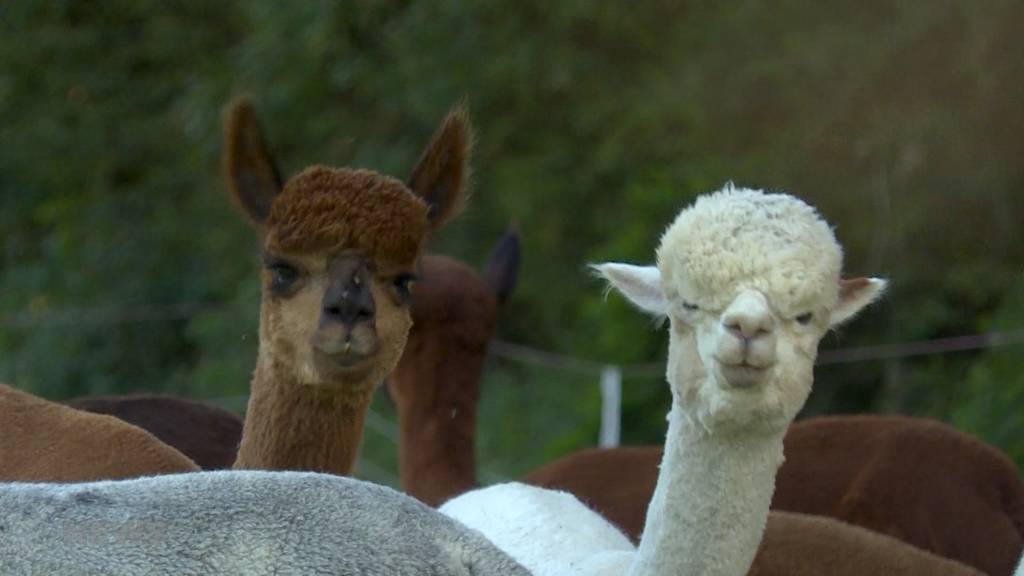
[682,302,699,311]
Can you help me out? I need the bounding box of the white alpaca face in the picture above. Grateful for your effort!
[598,187,886,434]
[663,283,831,433]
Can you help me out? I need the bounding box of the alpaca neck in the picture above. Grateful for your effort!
[397,400,477,506]
[628,403,785,576]
[234,356,373,476]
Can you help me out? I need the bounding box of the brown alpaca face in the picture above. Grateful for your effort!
[259,249,416,388]
[223,97,472,394]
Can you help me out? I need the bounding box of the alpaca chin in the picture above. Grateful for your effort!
[687,376,794,435]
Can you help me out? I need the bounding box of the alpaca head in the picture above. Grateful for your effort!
[388,227,519,414]
[597,186,885,434]
[223,97,471,398]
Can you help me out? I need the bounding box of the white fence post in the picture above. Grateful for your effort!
[599,365,622,448]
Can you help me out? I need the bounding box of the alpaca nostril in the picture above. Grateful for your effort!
[723,316,774,340]
[725,321,745,339]
[323,299,374,325]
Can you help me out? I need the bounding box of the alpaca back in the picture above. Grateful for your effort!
[0,471,530,576]
[441,482,634,576]
[0,384,198,482]
[68,394,243,470]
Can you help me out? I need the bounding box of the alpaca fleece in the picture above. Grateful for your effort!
[657,185,842,316]
[0,384,198,482]
[443,186,885,576]
[0,471,530,576]
[525,414,1024,576]
[266,166,429,268]
[68,394,243,470]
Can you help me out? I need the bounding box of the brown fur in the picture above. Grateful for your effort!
[235,363,373,473]
[387,228,518,506]
[0,384,198,481]
[523,415,1024,576]
[221,95,284,224]
[749,511,984,576]
[67,394,242,470]
[407,104,473,230]
[224,96,471,477]
[390,256,497,504]
[266,166,428,268]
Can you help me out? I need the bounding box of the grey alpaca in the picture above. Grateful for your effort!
[0,471,531,576]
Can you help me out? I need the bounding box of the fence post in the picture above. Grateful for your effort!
[599,365,622,448]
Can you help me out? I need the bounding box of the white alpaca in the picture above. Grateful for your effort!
[0,470,530,576]
[441,186,886,576]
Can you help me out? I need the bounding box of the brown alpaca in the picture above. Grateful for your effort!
[387,231,519,506]
[749,511,984,576]
[63,230,516,475]
[68,394,243,470]
[223,96,471,476]
[523,414,1024,576]
[0,384,198,481]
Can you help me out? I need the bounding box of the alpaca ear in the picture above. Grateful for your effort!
[593,263,667,316]
[407,103,473,231]
[829,277,887,327]
[482,224,520,304]
[222,95,285,226]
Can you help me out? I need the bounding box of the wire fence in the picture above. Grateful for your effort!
[4,302,1024,485]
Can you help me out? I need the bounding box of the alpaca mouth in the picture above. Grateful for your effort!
[717,361,773,388]
[312,342,378,375]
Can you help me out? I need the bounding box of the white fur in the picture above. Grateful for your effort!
[1015,549,1024,576]
[442,186,885,576]
[592,263,666,316]
[0,471,530,576]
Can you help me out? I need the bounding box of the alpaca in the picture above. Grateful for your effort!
[68,394,243,470]
[524,414,1024,576]
[749,511,985,576]
[0,384,198,482]
[62,229,517,476]
[391,357,984,576]
[222,96,471,476]
[388,231,519,506]
[440,186,886,576]
[0,470,531,576]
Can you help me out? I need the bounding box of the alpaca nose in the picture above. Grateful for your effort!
[322,260,375,327]
[722,308,774,340]
[323,287,374,325]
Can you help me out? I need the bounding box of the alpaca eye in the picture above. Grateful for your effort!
[795,312,813,325]
[392,273,417,299]
[265,261,300,293]
[682,302,699,312]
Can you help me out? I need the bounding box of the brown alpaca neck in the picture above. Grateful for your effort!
[234,358,373,476]
[397,394,478,506]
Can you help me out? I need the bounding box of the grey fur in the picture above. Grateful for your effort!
[0,471,531,576]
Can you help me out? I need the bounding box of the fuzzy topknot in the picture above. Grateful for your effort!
[265,166,430,267]
[656,185,843,315]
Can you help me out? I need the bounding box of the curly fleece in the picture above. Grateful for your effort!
[265,166,429,267]
[657,185,843,317]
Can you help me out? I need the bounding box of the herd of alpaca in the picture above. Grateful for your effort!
[0,97,1022,576]
[524,415,1024,576]
[439,188,892,575]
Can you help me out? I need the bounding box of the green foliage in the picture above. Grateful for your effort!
[1,1,1022,478]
